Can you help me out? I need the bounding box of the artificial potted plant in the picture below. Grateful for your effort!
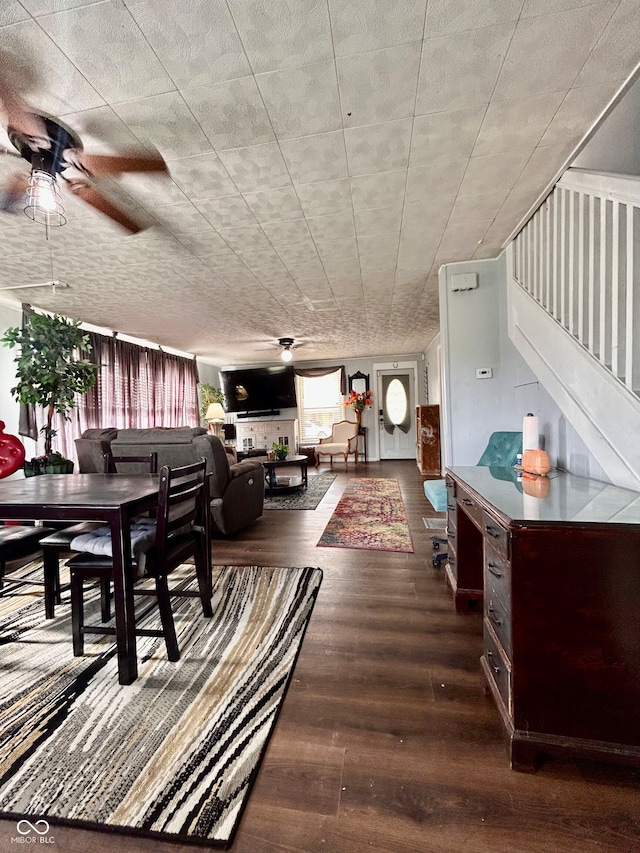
[198,382,224,423]
[1,312,98,474]
[272,441,290,460]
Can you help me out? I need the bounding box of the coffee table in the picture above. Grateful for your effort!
[263,454,308,493]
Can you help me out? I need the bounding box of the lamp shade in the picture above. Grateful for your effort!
[205,403,225,422]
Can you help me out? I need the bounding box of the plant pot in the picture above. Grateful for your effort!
[25,455,75,475]
[275,451,289,461]
[44,460,74,474]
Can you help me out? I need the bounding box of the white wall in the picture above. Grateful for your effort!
[439,257,528,465]
[424,333,441,406]
[0,303,22,440]
[439,255,611,482]
[0,302,40,477]
[196,359,221,388]
[573,75,640,175]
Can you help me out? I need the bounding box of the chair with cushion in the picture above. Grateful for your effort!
[67,458,211,662]
[0,522,56,602]
[424,430,523,567]
[39,452,158,620]
[314,420,359,469]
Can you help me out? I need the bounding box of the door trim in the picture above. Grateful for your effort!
[373,361,419,461]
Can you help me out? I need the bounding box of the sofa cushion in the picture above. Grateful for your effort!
[80,428,119,441]
[114,427,196,445]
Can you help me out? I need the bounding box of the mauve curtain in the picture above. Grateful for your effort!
[54,332,199,461]
[294,365,346,395]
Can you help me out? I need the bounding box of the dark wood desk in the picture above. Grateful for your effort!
[0,474,161,685]
[446,466,640,772]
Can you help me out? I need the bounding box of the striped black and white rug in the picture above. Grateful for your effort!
[0,561,322,846]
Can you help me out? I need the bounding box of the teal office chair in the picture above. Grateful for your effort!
[424,431,522,567]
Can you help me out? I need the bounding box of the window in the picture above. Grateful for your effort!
[297,370,344,443]
[53,332,199,461]
[385,377,408,425]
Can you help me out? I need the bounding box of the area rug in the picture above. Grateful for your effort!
[0,560,323,847]
[318,478,414,552]
[264,474,336,510]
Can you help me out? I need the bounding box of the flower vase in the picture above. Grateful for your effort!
[355,410,362,429]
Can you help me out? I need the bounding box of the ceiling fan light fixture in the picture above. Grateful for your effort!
[278,337,294,362]
[24,169,66,227]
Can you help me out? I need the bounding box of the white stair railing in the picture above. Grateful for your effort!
[513,168,640,397]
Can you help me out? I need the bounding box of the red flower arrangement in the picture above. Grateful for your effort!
[345,389,372,413]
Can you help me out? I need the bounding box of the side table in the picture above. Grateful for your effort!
[262,455,309,492]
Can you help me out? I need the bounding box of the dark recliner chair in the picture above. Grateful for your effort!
[205,434,265,536]
[74,427,264,536]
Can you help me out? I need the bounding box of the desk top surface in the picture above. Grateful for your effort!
[448,466,640,526]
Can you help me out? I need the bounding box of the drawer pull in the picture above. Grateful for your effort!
[486,650,500,676]
[485,524,501,539]
[462,498,474,507]
[487,562,502,578]
[487,603,502,626]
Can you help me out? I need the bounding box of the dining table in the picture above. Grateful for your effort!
[0,473,163,685]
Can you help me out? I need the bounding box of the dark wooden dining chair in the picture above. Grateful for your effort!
[103,452,159,475]
[40,452,158,620]
[0,521,56,598]
[67,458,211,662]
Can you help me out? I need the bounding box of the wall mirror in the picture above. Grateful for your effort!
[348,371,369,395]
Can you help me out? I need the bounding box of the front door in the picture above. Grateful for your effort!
[376,366,416,459]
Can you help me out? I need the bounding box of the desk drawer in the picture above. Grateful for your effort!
[457,484,483,527]
[482,511,510,560]
[446,477,456,513]
[484,590,512,657]
[484,543,511,609]
[447,513,457,548]
[483,623,512,719]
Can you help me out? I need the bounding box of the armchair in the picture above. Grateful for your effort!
[424,430,522,567]
[314,420,359,468]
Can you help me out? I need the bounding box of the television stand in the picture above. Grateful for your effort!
[235,418,299,454]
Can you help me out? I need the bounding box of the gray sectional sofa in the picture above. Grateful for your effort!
[75,427,264,536]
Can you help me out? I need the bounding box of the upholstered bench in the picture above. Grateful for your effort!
[423,479,448,513]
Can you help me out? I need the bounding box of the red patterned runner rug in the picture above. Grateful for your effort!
[317,478,414,552]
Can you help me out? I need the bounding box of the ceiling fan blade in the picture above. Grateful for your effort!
[0,56,47,142]
[0,173,29,213]
[67,149,168,177]
[67,179,143,233]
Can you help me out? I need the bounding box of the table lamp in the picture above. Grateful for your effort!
[205,403,225,439]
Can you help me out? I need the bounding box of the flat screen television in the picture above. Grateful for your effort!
[219,365,297,414]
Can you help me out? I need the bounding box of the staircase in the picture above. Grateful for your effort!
[507,168,640,491]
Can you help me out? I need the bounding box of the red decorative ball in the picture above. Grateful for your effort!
[0,421,26,479]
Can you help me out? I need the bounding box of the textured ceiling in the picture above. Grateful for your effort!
[0,0,639,366]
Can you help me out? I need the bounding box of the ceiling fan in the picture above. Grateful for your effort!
[0,60,167,234]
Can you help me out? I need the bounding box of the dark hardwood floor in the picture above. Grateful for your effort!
[1,459,639,852]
